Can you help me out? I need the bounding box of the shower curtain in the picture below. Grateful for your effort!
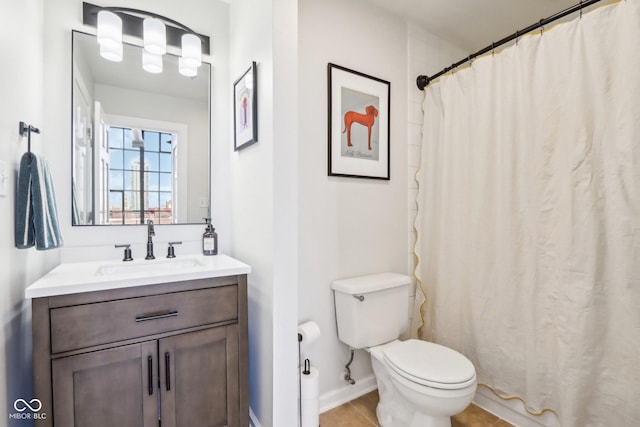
[414,1,640,425]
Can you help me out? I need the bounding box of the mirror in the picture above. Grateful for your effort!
[72,30,211,225]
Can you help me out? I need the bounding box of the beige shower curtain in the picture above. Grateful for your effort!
[414,1,640,425]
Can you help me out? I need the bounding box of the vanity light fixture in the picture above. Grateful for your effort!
[181,33,202,68]
[142,50,163,74]
[143,17,166,55]
[96,10,122,61]
[83,2,210,76]
[178,57,198,77]
[99,42,123,62]
[131,129,144,148]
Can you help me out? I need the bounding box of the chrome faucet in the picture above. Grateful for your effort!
[145,219,155,260]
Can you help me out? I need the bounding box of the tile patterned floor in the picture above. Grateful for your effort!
[319,390,514,427]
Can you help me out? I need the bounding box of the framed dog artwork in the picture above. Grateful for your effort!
[327,63,390,180]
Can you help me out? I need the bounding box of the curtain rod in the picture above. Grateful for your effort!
[416,0,604,90]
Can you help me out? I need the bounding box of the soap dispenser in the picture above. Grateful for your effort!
[202,217,218,256]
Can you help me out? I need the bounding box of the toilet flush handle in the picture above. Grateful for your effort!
[353,294,365,301]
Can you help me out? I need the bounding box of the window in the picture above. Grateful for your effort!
[107,126,174,224]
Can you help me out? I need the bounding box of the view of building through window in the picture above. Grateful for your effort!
[107,126,174,224]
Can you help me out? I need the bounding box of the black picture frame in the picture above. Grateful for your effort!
[234,61,258,151]
[328,63,390,180]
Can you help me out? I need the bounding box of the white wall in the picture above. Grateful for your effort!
[298,0,409,410]
[0,0,60,424]
[228,0,274,427]
[229,1,275,425]
[229,0,299,425]
[271,1,299,425]
[42,0,231,259]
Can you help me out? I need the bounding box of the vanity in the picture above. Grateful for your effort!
[26,254,250,427]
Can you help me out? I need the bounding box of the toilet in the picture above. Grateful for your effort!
[332,272,476,427]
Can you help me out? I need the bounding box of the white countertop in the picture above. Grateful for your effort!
[25,254,251,299]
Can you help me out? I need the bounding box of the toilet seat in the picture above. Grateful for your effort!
[382,339,476,390]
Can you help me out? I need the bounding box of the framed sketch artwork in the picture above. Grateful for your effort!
[328,63,390,180]
[234,61,258,151]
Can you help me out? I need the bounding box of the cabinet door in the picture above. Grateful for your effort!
[52,341,158,427]
[159,325,239,427]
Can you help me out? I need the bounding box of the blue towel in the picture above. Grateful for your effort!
[15,153,63,250]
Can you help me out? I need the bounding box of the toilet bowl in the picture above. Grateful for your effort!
[369,340,476,427]
[331,273,477,427]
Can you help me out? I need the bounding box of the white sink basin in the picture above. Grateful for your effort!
[25,254,251,299]
[96,257,204,276]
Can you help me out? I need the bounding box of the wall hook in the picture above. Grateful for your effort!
[19,121,40,154]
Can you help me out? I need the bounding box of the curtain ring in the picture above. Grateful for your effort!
[492,42,495,56]
[539,19,544,35]
[580,1,583,18]
[468,55,473,67]
[515,30,519,46]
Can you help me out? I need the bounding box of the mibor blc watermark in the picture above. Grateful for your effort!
[9,399,47,421]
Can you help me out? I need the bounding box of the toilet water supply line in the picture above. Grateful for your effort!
[344,347,356,385]
[342,294,364,385]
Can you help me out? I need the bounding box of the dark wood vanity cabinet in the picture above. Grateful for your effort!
[32,275,248,427]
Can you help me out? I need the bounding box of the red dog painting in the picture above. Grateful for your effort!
[342,105,378,150]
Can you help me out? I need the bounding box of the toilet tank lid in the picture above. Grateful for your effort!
[331,272,411,294]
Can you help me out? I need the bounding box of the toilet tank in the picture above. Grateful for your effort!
[331,272,411,349]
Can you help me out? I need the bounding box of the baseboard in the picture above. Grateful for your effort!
[249,406,262,427]
[473,386,560,427]
[319,374,378,414]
